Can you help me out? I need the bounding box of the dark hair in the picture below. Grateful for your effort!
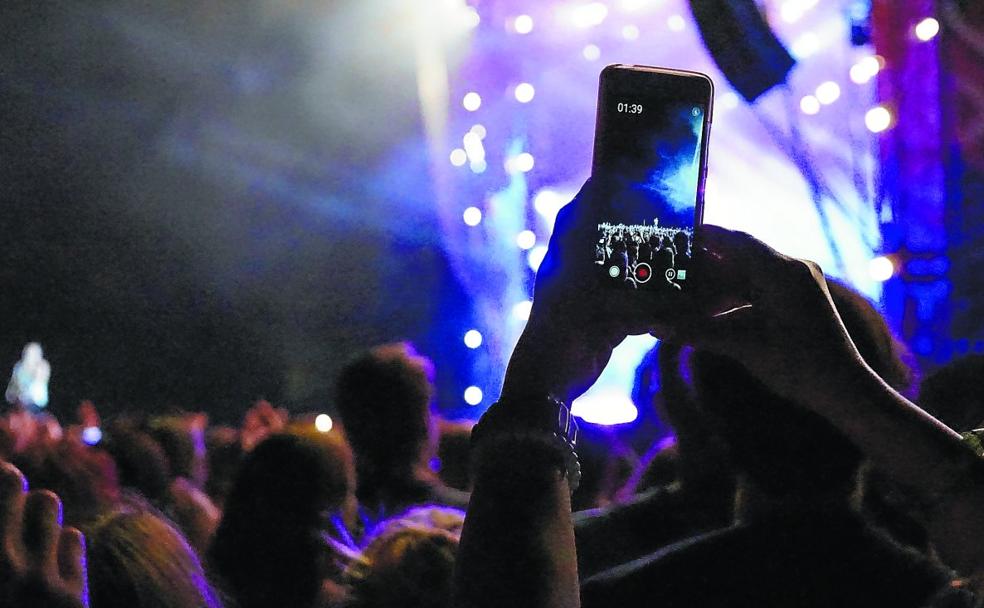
[335,343,434,476]
[692,281,913,498]
[207,431,354,608]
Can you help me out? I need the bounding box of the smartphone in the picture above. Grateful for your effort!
[591,65,713,291]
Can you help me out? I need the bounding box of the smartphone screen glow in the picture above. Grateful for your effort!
[593,67,711,291]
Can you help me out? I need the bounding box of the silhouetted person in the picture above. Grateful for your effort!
[336,343,468,521]
[208,432,357,608]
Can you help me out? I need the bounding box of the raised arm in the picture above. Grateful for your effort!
[678,226,984,582]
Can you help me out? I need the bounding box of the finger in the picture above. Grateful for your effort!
[23,489,62,578]
[670,302,763,357]
[697,225,795,278]
[58,527,88,602]
[0,461,28,567]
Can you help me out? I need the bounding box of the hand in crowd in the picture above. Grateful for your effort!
[240,399,288,452]
[503,179,675,404]
[672,225,873,412]
[0,461,88,608]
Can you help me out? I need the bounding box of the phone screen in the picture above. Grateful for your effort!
[591,65,712,291]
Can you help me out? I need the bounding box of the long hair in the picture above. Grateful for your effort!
[87,509,223,608]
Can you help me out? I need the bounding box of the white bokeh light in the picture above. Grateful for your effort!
[514,152,534,172]
[582,44,601,61]
[464,329,483,349]
[622,24,640,40]
[462,92,482,111]
[914,17,940,41]
[464,386,484,406]
[463,206,482,226]
[869,256,896,282]
[450,148,467,166]
[516,230,536,250]
[462,6,480,29]
[816,81,841,105]
[315,414,333,433]
[513,14,534,34]
[667,15,685,31]
[800,95,821,115]
[514,82,535,103]
[865,106,892,133]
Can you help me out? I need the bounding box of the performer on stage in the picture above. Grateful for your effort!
[5,342,50,413]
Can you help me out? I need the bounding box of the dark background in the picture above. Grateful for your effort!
[1,1,474,422]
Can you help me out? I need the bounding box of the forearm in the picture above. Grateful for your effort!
[820,364,967,493]
[453,435,580,608]
[818,364,984,578]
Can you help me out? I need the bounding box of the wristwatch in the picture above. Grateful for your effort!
[471,394,581,493]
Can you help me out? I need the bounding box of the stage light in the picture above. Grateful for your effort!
[915,17,939,41]
[506,152,535,173]
[514,82,535,103]
[463,131,485,164]
[816,81,841,105]
[470,124,487,139]
[850,55,882,84]
[464,329,483,348]
[462,6,480,29]
[463,206,483,226]
[791,33,820,59]
[582,44,601,61]
[800,95,821,115]
[516,230,536,250]
[849,63,871,84]
[514,152,534,172]
[462,92,482,111]
[572,2,608,29]
[622,25,640,40]
[513,14,534,34]
[470,159,487,173]
[315,414,333,433]
[865,106,892,133]
[527,245,548,272]
[667,15,686,32]
[512,300,533,321]
[869,255,896,282]
[450,149,467,166]
[464,386,483,405]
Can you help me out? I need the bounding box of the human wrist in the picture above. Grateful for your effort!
[471,395,580,492]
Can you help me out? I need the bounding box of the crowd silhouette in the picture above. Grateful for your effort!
[596,222,692,288]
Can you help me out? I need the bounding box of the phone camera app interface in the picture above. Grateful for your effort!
[596,93,705,291]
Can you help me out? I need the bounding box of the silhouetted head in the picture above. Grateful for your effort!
[335,343,435,478]
[692,281,913,501]
[208,431,355,608]
[673,231,690,256]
